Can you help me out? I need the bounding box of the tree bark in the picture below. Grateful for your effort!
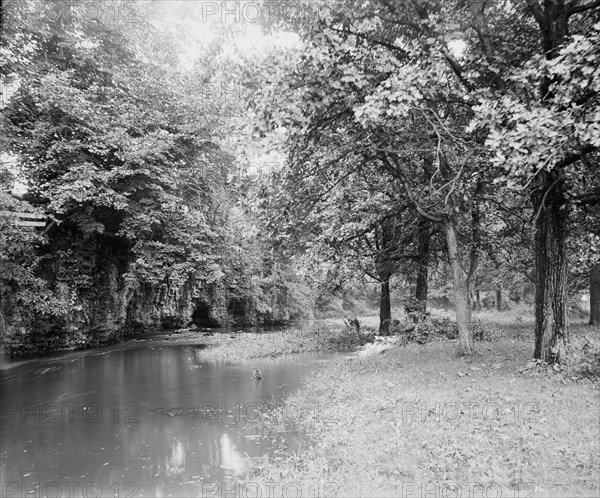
[415,219,430,308]
[474,288,482,311]
[466,182,483,306]
[375,218,395,335]
[590,264,600,326]
[445,218,474,355]
[525,6,572,363]
[496,284,502,312]
[531,171,569,363]
[379,277,391,335]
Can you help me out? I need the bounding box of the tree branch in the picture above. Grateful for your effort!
[439,48,474,92]
[568,0,600,16]
[526,0,546,27]
[574,90,598,107]
[380,153,446,223]
[329,27,408,58]
[573,192,600,206]
[466,178,484,289]
[555,144,597,168]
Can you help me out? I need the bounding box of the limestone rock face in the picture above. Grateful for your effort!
[1,233,313,356]
[1,259,234,356]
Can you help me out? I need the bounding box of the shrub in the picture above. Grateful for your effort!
[397,315,458,344]
[566,334,600,380]
[404,297,429,323]
[473,319,505,341]
[320,319,375,350]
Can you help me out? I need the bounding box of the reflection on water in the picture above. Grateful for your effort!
[0,344,334,497]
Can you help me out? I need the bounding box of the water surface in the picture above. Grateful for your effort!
[0,340,336,497]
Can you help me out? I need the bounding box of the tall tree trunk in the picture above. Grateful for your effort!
[445,218,474,355]
[531,171,569,363]
[415,219,430,308]
[496,284,502,312]
[466,182,482,309]
[474,288,482,311]
[375,218,395,335]
[590,264,600,326]
[379,277,391,335]
[525,2,571,363]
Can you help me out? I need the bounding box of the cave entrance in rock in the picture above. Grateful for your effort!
[192,302,213,327]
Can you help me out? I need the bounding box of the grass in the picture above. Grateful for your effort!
[241,316,600,497]
[193,324,375,362]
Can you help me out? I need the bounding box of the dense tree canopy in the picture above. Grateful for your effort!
[251,0,600,359]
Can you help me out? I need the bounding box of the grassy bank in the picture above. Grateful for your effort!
[242,321,600,497]
[193,324,375,362]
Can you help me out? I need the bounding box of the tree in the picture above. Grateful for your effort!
[591,264,600,325]
[262,126,420,333]
[255,0,507,353]
[320,188,424,334]
[0,191,66,344]
[474,6,600,361]
[316,0,599,361]
[247,34,449,333]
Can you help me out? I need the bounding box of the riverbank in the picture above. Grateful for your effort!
[242,321,600,497]
[192,323,375,361]
[0,314,378,359]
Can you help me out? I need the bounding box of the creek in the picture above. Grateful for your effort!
[0,331,340,497]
